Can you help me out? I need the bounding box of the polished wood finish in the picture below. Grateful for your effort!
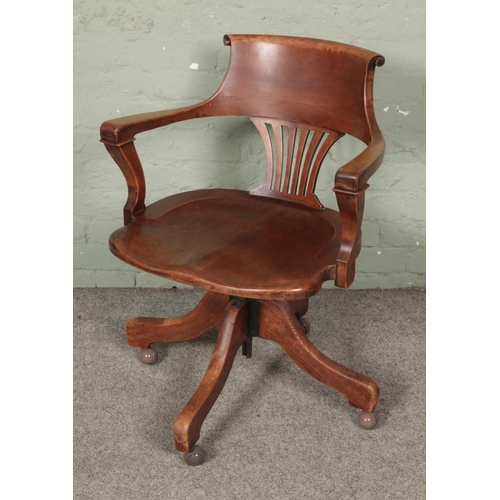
[258,301,379,411]
[174,298,248,452]
[129,295,377,452]
[101,35,384,289]
[334,186,367,288]
[103,141,145,225]
[126,292,230,348]
[109,189,341,300]
[100,34,386,456]
[249,118,344,209]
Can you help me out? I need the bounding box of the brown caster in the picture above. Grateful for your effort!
[183,445,207,466]
[358,411,378,430]
[139,346,158,365]
[299,317,311,335]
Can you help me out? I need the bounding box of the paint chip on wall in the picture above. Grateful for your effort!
[396,105,410,116]
[190,63,199,70]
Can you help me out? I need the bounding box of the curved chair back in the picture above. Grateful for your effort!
[207,34,384,144]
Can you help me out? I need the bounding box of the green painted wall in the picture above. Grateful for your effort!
[74,0,425,289]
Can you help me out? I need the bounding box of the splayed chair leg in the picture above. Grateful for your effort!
[126,292,231,348]
[259,300,379,413]
[174,298,248,454]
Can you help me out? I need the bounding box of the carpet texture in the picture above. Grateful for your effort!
[74,287,425,500]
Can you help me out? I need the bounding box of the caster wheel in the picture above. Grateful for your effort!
[184,445,207,466]
[140,346,158,365]
[299,317,311,335]
[358,411,378,430]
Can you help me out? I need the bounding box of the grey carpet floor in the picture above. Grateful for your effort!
[74,287,425,500]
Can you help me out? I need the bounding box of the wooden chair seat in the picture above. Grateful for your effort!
[110,189,341,300]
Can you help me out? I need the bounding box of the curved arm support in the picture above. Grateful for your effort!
[333,186,367,288]
[334,53,385,192]
[334,138,385,192]
[100,103,213,224]
[103,141,146,225]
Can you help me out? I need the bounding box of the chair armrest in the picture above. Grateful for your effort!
[100,104,206,145]
[334,137,385,192]
[100,103,209,224]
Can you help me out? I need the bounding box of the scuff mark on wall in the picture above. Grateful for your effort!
[396,105,410,116]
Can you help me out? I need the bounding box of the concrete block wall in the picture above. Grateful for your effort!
[74,0,425,290]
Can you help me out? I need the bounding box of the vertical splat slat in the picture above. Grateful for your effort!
[283,125,296,193]
[251,118,275,190]
[290,129,309,195]
[306,131,344,195]
[297,131,324,196]
[250,117,343,209]
[272,123,283,191]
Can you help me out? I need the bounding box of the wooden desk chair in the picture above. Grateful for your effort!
[100,34,385,466]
